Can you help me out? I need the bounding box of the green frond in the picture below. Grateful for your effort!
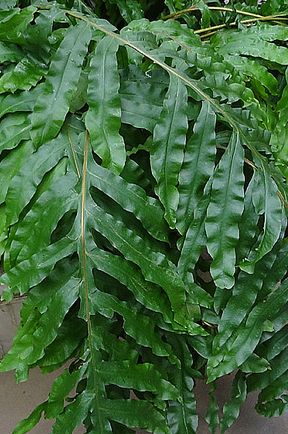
[0,1,287,433]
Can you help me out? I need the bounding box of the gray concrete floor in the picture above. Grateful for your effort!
[1,298,288,433]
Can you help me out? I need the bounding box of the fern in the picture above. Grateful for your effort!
[0,1,287,433]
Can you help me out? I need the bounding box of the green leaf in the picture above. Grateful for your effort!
[0,6,36,43]
[205,383,219,434]
[69,69,88,113]
[0,0,16,8]
[259,326,288,362]
[212,25,288,65]
[220,374,247,434]
[4,135,67,227]
[89,287,172,358]
[151,75,188,228]
[99,361,178,400]
[39,318,86,370]
[9,167,77,264]
[88,248,171,321]
[120,66,167,132]
[85,36,125,174]
[52,391,94,434]
[224,54,278,95]
[0,41,23,62]
[0,141,33,204]
[240,166,284,273]
[215,246,278,348]
[178,185,209,281]
[0,275,80,380]
[257,370,288,407]
[167,338,198,434]
[236,174,260,263]
[0,87,40,117]
[0,237,75,298]
[101,399,169,434]
[12,403,46,434]
[46,367,85,418]
[89,200,205,334]
[256,397,288,418]
[0,57,45,93]
[108,0,144,23]
[88,159,169,242]
[249,332,288,393]
[205,133,245,289]
[31,22,91,146]
[207,278,288,382]
[259,239,288,300]
[240,353,270,374]
[177,101,216,234]
[0,114,30,153]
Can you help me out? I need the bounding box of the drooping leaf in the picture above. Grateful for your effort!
[177,101,216,234]
[207,278,288,382]
[240,353,270,374]
[220,374,247,434]
[167,337,198,434]
[205,382,219,434]
[88,248,171,321]
[0,237,75,299]
[12,403,46,434]
[0,275,80,381]
[31,22,91,146]
[85,36,126,174]
[52,391,94,434]
[39,318,86,371]
[151,74,188,228]
[9,166,77,265]
[101,399,169,434]
[240,165,284,273]
[4,135,67,227]
[178,186,210,282]
[88,159,169,242]
[205,133,245,289]
[0,87,40,117]
[214,245,279,348]
[98,360,178,400]
[236,174,260,263]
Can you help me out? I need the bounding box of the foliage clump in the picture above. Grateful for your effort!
[0,1,287,433]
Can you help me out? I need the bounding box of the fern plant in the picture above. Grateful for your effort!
[0,0,287,433]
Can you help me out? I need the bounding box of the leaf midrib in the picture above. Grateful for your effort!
[80,132,104,432]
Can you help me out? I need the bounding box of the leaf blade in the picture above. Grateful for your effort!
[31,22,91,146]
[205,133,245,289]
[151,75,188,228]
[85,36,126,174]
